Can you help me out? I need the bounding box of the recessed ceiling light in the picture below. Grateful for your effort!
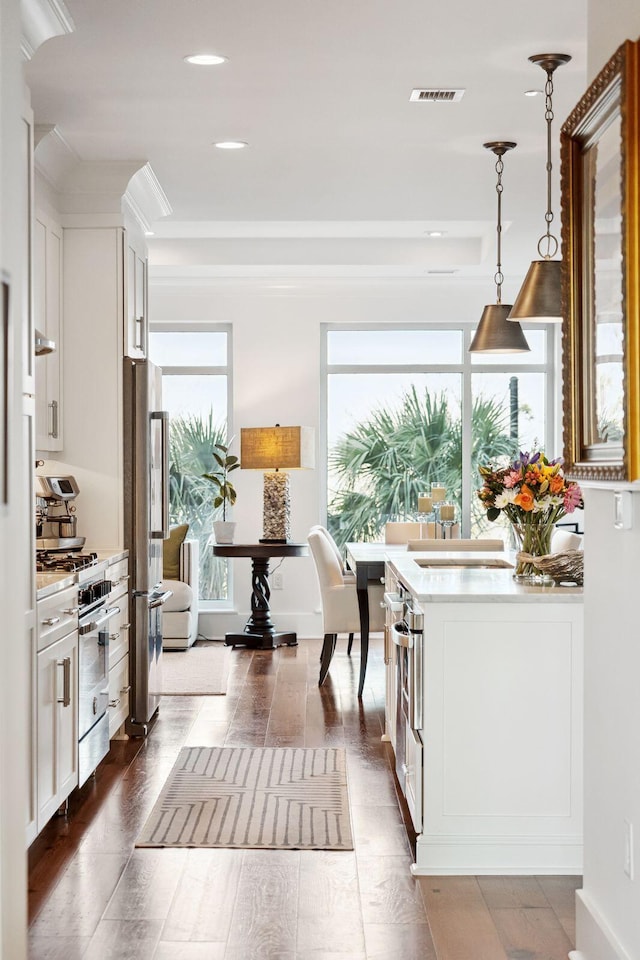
[184,53,227,66]
[524,89,543,97]
[144,230,155,237]
[214,140,248,150]
[425,230,446,237]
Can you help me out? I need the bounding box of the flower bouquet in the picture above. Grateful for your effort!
[477,451,583,581]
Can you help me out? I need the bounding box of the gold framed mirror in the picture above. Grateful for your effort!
[561,39,640,481]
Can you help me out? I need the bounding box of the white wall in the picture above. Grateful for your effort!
[587,0,640,79]
[572,7,640,960]
[0,0,31,954]
[149,279,492,638]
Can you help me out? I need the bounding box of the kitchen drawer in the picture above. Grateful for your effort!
[37,585,79,651]
[108,654,130,737]
[108,612,130,670]
[108,558,129,599]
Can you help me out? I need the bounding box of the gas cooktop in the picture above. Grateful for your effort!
[36,551,99,573]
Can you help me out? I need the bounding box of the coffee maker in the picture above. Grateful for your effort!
[35,475,86,551]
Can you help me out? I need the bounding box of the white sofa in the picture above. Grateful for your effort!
[160,539,200,650]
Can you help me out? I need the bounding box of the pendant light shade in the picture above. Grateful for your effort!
[470,304,531,353]
[508,258,562,322]
[508,53,570,323]
[469,141,530,354]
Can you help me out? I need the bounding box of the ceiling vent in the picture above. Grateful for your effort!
[410,88,465,103]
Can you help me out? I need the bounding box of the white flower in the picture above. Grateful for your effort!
[495,491,516,508]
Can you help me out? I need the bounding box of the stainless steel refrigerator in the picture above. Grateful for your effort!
[123,358,171,735]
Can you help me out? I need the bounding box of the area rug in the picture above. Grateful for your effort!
[136,746,353,850]
[160,643,230,696]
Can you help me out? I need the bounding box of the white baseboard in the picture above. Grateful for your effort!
[574,889,633,960]
[411,833,582,876]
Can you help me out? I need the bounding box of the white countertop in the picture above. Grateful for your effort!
[389,553,583,603]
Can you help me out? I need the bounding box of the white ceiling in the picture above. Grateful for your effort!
[24,0,589,282]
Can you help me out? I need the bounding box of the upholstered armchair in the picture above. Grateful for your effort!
[161,539,200,650]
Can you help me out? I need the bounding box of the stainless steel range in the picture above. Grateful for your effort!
[36,550,119,786]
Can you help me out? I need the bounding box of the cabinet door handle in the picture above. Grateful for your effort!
[120,684,131,694]
[109,632,120,642]
[42,616,60,626]
[121,623,131,630]
[63,607,80,615]
[48,400,59,439]
[135,315,144,350]
[57,657,71,707]
[109,698,121,708]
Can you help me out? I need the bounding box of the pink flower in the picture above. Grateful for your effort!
[563,484,583,513]
[503,470,522,489]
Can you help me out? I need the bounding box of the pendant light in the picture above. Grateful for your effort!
[508,53,571,323]
[469,142,530,353]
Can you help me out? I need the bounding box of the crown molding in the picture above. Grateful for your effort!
[33,123,79,192]
[21,0,74,60]
[123,163,172,234]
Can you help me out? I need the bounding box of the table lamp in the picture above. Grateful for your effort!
[241,425,315,542]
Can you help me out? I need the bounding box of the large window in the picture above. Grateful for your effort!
[323,325,555,547]
[148,326,232,604]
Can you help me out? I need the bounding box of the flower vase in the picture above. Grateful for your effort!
[510,519,555,584]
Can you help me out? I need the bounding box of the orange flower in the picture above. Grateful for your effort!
[514,484,535,511]
[549,473,565,494]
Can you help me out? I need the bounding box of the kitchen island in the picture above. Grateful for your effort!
[384,552,583,876]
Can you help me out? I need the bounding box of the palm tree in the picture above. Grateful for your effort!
[327,385,517,548]
[168,410,228,599]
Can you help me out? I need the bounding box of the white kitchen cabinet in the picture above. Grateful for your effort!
[108,654,130,738]
[34,210,63,450]
[62,223,149,548]
[25,395,38,846]
[107,556,130,736]
[125,236,147,358]
[385,555,584,876]
[36,599,79,832]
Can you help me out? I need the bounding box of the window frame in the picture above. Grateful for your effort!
[321,322,557,538]
[149,321,234,610]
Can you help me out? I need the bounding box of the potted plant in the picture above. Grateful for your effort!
[203,441,240,543]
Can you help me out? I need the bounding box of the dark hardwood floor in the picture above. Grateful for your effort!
[28,637,580,959]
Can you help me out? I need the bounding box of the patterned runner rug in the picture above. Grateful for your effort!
[136,746,353,850]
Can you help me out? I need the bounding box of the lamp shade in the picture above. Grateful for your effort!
[469,304,530,353]
[508,258,562,322]
[241,426,315,470]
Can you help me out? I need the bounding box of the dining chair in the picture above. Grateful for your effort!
[385,520,461,542]
[551,528,583,552]
[407,538,505,551]
[384,521,422,544]
[307,529,384,695]
[309,524,355,651]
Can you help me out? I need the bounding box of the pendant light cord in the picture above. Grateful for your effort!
[538,65,560,260]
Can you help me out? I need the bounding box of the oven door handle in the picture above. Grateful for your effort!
[79,605,120,635]
[391,620,414,649]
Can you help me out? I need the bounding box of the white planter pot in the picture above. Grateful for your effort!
[213,520,236,544]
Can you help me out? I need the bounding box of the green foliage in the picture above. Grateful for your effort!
[202,441,240,520]
[327,385,518,549]
[168,410,229,600]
